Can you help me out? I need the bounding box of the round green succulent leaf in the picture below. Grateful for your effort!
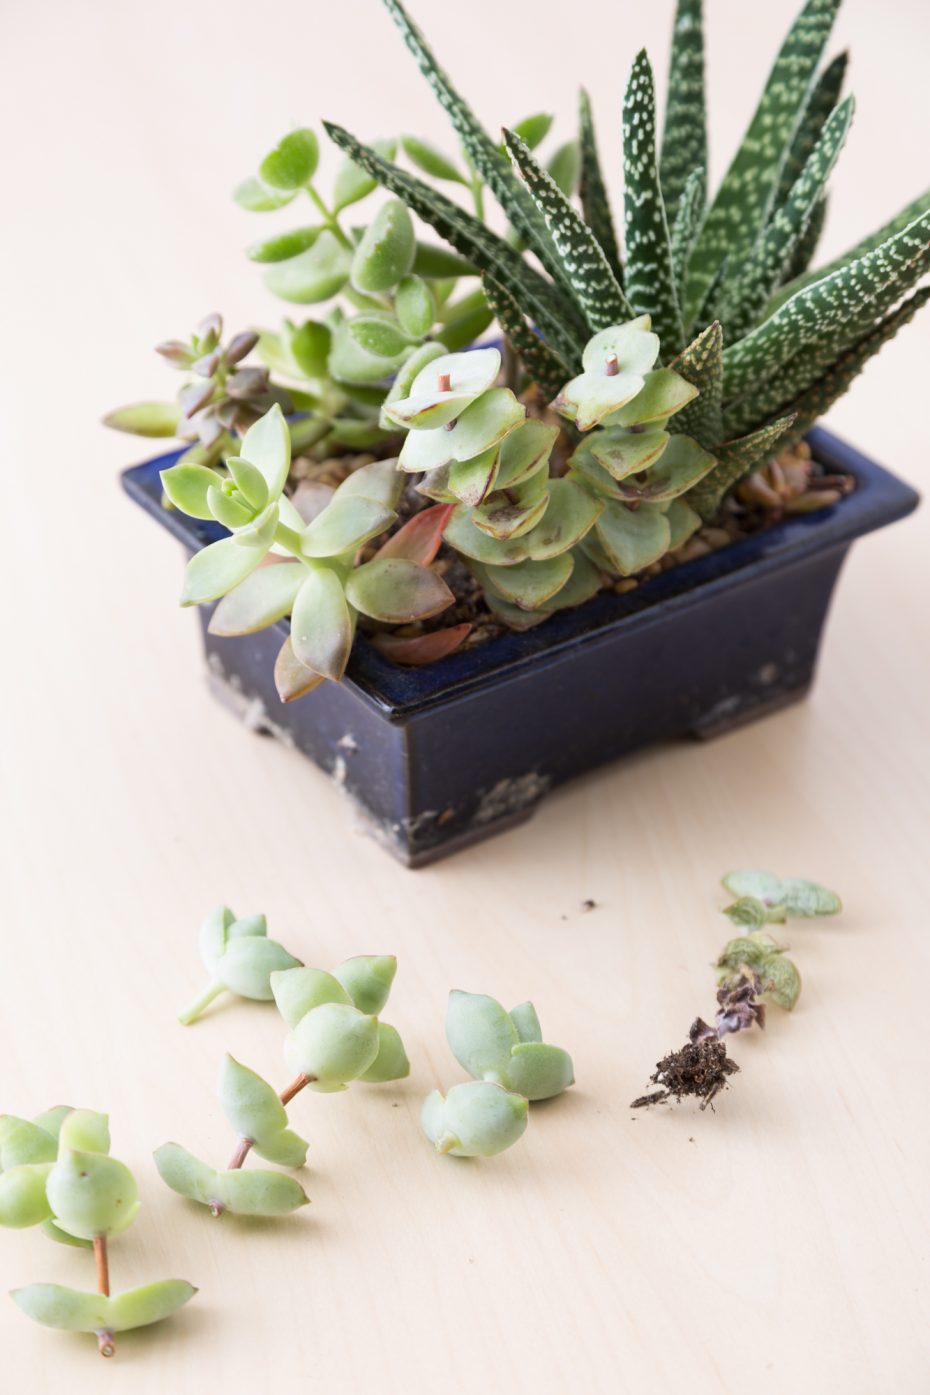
[218,1055,288,1143]
[401,135,467,183]
[588,427,670,482]
[180,529,274,608]
[46,1151,140,1241]
[271,967,352,1029]
[446,990,519,1081]
[384,346,502,430]
[0,1164,53,1228]
[207,484,255,531]
[264,231,352,304]
[11,1280,197,1338]
[595,501,671,575]
[233,176,298,212]
[423,1082,529,1158]
[346,558,453,624]
[57,1110,110,1156]
[395,274,436,339]
[581,317,658,375]
[333,955,397,1015]
[198,905,236,973]
[40,1218,93,1248]
[226,456,270,512]
[398,389,525,473]
[104,400,182,438]
[30,1107,73,1142]
[107,1280,198,1333]
[759,954,802,1011]
[495,420,558,489]
[301,494,395,559]
[504,1043,575,1101]
[160,463,222,521]
[721,870,785,905]
[216,936,303,1001]
[610,435,717,504]
[448,445,500,507]
[359,1023,411,1082]
[209,561,305,638]
[351,199,416,293]
[250,1128,309,1169]
[335,457,405,511]
[283,1002,380,1087]
[606,367,698,428]
[153,1143,217,1208]
[779,878,842,917]
[246,226,322,264]
[508,1002,543,1044]
[289,567,354,682]
[259,128,320,190]
[0,1116,57,1170]
[482,554,573,610]
[239,404,291,502]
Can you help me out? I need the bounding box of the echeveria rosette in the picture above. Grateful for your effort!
[421,1082,529,1158]
[178,905,303,1025]
[0,1108,112,1248]
[445,991,575,1102]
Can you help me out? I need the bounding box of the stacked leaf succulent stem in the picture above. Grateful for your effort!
[112,0,930,691]
[1,1109,195,1356]
[156,951,409,1219]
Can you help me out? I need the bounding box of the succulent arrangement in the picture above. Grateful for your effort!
[0,1109,195,1356]
[422,990,574,1158]
[110,0,929,697]
[632,869,841,1109]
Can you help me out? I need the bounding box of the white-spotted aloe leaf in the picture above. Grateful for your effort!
[623,50,685,355]
[578,89,623,284]
[481,274,571,402]
[502,127,632,333]
[685,0,841,320]
[686,417,796,521]
[659,0,707,232]
[670,167,705,305]
[725,96,854,339]
[670,322,723,450]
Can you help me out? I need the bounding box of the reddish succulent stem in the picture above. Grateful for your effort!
[93,1236,115,1357]
[437,371,452,392]
[227,1135,254,1171]
[279,1073,313,1106]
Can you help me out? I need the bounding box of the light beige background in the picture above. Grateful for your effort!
[2,0,929,1391]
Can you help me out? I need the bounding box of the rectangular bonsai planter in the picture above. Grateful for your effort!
[122,427,918,866]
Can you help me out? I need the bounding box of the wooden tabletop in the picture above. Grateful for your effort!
[2,0,928,1390]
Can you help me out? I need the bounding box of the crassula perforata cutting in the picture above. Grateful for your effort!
[3,1109,195,1357]
[445,991,574,1101]
[157,955,408,1220]
[721,869,842,927]
[179,904,302,1024]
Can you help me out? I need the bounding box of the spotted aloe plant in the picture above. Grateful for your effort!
[160,403,454,700]
[327,0,930,521]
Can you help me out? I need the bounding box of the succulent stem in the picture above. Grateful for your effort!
[437,372,452,392]
[604,352,620,377]
[93,1237,114,1357]
[178,981,224,1026]
[278,1073,313,1106]
[304,182,352,250]
[227,1136,254,1171]
[93,1236,110,1297]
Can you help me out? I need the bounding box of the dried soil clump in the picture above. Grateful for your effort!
[631,1033,739,1111]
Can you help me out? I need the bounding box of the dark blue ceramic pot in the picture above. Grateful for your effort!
[122,427,918,865]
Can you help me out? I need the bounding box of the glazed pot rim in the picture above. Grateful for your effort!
[121,425,919,720]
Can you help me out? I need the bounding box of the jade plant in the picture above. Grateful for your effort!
[422,988,574,1159]
[632,870,840,1109]
[1,1109,195,1357]
[178,905,303,1025]
[156,956,409,1217]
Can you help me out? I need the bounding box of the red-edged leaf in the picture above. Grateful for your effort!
[373,504,455,565]
[371,624,472,666]
[273,636,327,703]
